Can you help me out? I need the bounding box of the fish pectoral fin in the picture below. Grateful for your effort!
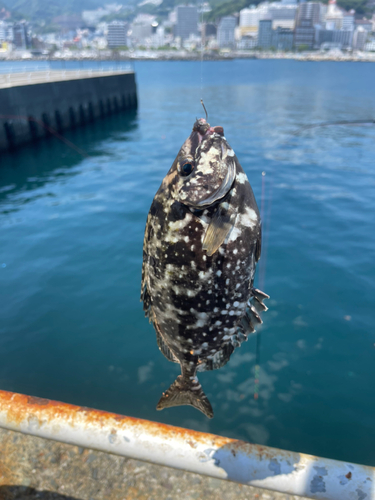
[156,375,213,418]
[202,200,236,256]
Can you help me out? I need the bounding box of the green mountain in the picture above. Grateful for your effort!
[2,0,137,21]
[205,0,253,22]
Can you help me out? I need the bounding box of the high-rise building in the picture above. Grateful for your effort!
[353,26,368,50]
[294,20,315,48]
[258,19,272,48]
[0,21,7,41]
[107,21,128,48]
[217,16,236,48]
[272,27,294,49]
[13,22,30,49]
[342,11,355,31]
[296,2,322,27]
[295,2,323,49]
[174,6,198,41]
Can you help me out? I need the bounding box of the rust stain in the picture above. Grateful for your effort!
[0,389,312,464]
[0,390,231,446]
[27,396,50,405]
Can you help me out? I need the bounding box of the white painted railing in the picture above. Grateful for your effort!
[0,390,373,500]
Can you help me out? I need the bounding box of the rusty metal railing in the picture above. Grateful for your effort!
[0,390,373,499]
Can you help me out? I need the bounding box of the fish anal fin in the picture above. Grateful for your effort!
[204,343,234,371]
[157,375,213,418]
[202,201,236,256]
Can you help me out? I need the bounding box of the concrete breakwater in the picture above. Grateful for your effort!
[0,69,137,152]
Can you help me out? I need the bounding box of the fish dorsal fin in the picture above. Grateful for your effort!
[202,198,236,256]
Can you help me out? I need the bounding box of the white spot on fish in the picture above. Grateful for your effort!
[237,172,248,184]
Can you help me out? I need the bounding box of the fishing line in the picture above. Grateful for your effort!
[0,114,88,157]
[254,171,273,401]
[200,0,204,100]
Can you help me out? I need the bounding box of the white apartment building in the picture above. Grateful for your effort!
[0,21,7,42]
[217,16,237,48]
[353,26,368,50]
[107,21,128,48]
[240,1,297,35]
[240,4,270,34]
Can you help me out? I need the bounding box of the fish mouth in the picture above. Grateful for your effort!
[194,118,224,144]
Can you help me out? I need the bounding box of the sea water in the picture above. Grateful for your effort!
[0,59,374,466]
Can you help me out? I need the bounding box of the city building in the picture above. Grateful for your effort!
[239,6,263,35]
[296,2,323,27]
[258,19,272,48]
[131,22,153,42]
[342,11,355,31]
[295,2,324,49]
[0,21,7,41]
[364,37,375,51]
[353,26,368,50]
[268,1,298,30]
[174,5,198,41]
[217,16,237,48]
[240,0,297,40]
[272,27,294,49]
[355,19,372,32]
[13,22,30,49]
[237,33,258,49]
[315,27,353,49]
[107,21,128,48]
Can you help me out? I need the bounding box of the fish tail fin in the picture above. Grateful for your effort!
[156,375,214,419]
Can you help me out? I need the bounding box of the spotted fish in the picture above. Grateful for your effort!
[141,117,269,418]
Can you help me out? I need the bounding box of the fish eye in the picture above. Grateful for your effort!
[180,161,194,177]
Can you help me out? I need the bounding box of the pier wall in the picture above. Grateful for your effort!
[0,71,137,152]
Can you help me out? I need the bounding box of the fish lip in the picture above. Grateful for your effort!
[193,118,216,144]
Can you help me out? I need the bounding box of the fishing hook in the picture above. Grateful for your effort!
[201,99,208,122]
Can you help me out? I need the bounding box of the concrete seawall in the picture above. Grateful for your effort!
[0,70,137,152]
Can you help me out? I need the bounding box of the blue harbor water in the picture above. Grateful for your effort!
[0,59,374,466]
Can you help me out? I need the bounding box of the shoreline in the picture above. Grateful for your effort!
[1,50,375,63]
